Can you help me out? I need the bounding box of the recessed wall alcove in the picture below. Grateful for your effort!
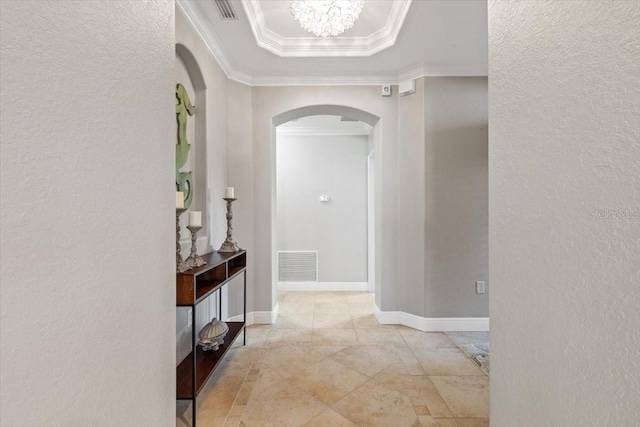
[175,43,216,366]
[175,43,209,252]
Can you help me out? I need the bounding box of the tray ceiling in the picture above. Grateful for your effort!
[176,0,488,86]
[242,0,412,57]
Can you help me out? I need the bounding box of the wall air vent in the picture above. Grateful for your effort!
[278,251,318,282]
[214,0,238,20]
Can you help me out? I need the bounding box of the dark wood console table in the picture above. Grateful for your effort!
[176,250,247,427]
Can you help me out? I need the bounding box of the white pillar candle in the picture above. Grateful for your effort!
[176,191,184,209]
[225,187,235,199]
[188,211,202,227]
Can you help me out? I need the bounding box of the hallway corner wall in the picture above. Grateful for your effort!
[423,77,489,318]
[489,2,639,424]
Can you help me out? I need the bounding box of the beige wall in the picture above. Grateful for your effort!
[175,10,489,322]
[424,77,489,317]
[0,1,175,425]
[489,1,639,425]
[396,77,489,318]
[397,78,427,315]
[227,80,255,313]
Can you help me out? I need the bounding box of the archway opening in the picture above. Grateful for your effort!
[270,105,382,317]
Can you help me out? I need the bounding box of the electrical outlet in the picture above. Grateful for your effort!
[476,281,486,294]
[187,308,193,326]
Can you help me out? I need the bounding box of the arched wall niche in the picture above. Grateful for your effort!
[175,43,209,248]
[175,43,215,365]
[175,43,206,90]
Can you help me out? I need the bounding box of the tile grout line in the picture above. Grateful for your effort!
[404,342,481,419]
[221,334,270,427]
[187,293,488,426]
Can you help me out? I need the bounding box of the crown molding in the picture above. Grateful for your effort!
[176,0,252,85]
[177,0,488,87]
[397,63,488,82]
[250,72,397,87]
[241,0,412,57]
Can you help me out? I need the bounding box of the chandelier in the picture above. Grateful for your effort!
[290,1,365,38]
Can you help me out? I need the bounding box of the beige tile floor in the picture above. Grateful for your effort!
[177,292,489,427]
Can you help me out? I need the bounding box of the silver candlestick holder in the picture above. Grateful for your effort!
[219,197,241,253]
[186,225,206,268]
[176,208,190,273]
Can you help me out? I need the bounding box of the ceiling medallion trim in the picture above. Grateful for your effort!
[241,0,412,57]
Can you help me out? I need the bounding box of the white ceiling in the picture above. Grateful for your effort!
[177,0,488,86]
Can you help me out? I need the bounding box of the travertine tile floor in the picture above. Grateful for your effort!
[177,292,489,427]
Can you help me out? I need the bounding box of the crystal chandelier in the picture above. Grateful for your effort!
[290,0,365,38]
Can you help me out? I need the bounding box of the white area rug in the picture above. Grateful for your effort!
[462,342,489,375]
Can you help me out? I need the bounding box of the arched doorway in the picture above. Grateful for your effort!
[271,105,382,318]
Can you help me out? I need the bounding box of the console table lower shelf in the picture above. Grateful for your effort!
[176,250,247,427]
[176,321,245,399]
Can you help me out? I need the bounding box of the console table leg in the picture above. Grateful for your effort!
[243,271,247,346]
[191,307,197,427]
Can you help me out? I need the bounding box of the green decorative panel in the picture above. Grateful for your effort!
[176,83,194,209]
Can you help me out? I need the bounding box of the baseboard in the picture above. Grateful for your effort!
[253,302,279,324]
[373,304,489,332]
[277,282,369,292]
[228,303,279,326]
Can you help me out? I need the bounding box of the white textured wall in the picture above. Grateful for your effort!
[277,134,369,283]
[0,1,175,426]
[489,1,640,425]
